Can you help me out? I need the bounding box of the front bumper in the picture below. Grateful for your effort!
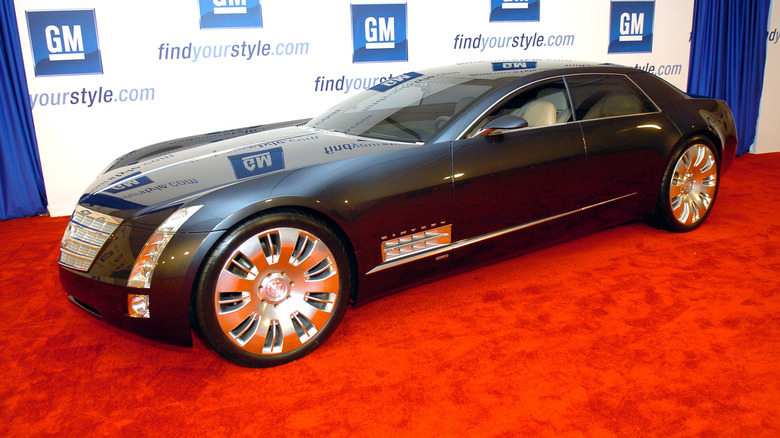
[58,211,224,347]
[60,266,193,346]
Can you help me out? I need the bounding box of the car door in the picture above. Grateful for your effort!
[565,74,682,219]
[449,78,588,268]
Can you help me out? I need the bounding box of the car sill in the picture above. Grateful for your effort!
[366,192,637,275]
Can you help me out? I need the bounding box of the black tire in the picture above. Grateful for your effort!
[651,137,720,233]
[193,210,351,367]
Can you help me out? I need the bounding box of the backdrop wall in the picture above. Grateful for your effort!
[14,0,695,217]
[755,1,780,153]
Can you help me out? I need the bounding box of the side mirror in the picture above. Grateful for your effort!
[476,115,528,136]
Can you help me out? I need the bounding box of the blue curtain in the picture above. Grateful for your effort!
[688,0,771,156]
[0,1,48,220]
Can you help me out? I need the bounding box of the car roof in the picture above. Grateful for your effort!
[413,60,633,84]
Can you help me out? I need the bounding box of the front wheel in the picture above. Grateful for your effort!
[652,138,720,232]
[193,211,351,367]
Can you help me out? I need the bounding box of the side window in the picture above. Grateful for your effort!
[466,79,572,137]
[565,75,657,121]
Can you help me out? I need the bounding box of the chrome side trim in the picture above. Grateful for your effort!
[366,193,637,275]
[382,225,452,262]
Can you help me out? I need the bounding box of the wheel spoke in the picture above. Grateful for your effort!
[304,292,337,311]
[217,291,251,314]
[291,311,318,343]
[262,320,284,354]
[676,199,691,223]
[229,312,260,347]
[225,251,258,280]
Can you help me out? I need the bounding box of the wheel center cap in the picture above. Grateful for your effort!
[682,178,694,194]
[260,273,290,303]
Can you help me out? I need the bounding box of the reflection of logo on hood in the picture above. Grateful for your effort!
[370,72,423,92]
[104,173,153,194]
[228,147,285,179]
[492,61,537,71]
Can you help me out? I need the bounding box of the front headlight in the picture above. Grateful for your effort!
[127,205,203,288]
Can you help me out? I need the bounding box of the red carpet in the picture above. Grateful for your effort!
[1,153,779,436]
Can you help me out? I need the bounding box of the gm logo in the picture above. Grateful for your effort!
[228,147,285,179]
[351,4,408,63]
[492,61,538,71]
[199,0,263,29]
[26,10,103,76]
[608,0,655,53]
[104,174,154,194]
[490,0,540,22]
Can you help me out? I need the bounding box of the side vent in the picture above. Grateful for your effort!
[381,225,451,262]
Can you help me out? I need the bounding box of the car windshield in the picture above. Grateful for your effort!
[306,72,494,143]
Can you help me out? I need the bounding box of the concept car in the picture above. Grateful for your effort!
[59,61,737,367]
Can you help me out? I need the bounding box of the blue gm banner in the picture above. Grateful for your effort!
[490,0,540,22]
[608,0,655,53]
[351,4,408,63]
[26,9,103,76]
[199,0,263,29]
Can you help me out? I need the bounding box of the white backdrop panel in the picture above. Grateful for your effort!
[14,0,694,216]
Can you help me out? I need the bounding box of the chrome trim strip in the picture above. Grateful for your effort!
[366,193,637,275]
[382,225,452,262]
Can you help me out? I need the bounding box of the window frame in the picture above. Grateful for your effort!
[562,73,661,123]
[456,76,575,140]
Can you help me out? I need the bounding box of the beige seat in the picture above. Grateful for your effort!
[583,93,643,119]
[515,100,556,127]
[536,89,572,123]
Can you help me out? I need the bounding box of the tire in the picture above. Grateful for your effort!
[651,138,720,233]
[193,210,351,367]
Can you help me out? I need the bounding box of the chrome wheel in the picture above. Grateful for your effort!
[668,144,718,226]
[215,227,339,354]
[195,211,350,367]
[651,138,720,233]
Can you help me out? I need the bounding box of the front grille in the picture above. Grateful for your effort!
[59,206,122,271]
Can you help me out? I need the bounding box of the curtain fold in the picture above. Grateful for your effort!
[688,0,771,156]
[0,1,48,220]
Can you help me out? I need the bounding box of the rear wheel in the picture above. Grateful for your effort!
[652,138,720,232]
[193,211,350,367]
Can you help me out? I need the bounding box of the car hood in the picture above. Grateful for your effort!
[79,125,419,216]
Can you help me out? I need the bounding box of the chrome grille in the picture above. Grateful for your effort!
[59,206,122,271]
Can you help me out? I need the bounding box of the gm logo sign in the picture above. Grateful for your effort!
[351,4,408,63]
[199,0,263,29]
[608,0,655,53]
[490,0,540,22]
[26,10,103,77]
[228,147,285,179]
